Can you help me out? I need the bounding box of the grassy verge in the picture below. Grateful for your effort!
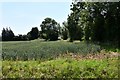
[2,58,118,78]
[2,52,119,78]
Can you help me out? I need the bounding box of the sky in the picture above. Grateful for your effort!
[0,1,72,35]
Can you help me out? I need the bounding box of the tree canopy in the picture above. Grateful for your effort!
[68,1,120,47]
[40,17,59,41]
[27,27,39,40]
[2,27,15,41]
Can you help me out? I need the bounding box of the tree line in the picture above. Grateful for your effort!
[1,17,64,41]
[1,1,120,47]
[67,1,120,47]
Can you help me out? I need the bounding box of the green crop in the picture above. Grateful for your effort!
[2,40,101,60]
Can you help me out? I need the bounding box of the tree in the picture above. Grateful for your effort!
[61,21,68,40]
[67,2,84,42]
[2,28,6,41]
[70,1,120,47]
[0,36,1,41]
[40,17,59,41]
[9,28,15,40]
[2,27,15,41]
[27,27,39,40]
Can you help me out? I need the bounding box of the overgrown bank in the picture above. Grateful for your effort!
[2,52,119,78]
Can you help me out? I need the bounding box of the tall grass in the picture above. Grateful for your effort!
[2,40,101,60]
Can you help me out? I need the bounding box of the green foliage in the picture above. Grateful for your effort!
[2,27,15,41]
[100,42,120,52]
[2,57,118,78]
[70,1,120,47]
[40,17,59,41]
[2,40,101,60]
[13,34,29,41]
[67,12,84,42]
[27,27,39,40]
[1,2,120,79]
[61,28,68,40]
[61,22,68,40]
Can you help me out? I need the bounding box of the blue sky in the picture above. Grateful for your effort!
[0,1,71,35]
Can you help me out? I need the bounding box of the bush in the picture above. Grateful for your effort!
[2,58,118,78]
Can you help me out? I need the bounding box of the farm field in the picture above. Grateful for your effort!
[2,39,101,61]
[1,1,120,79]
[1,40,120,78]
